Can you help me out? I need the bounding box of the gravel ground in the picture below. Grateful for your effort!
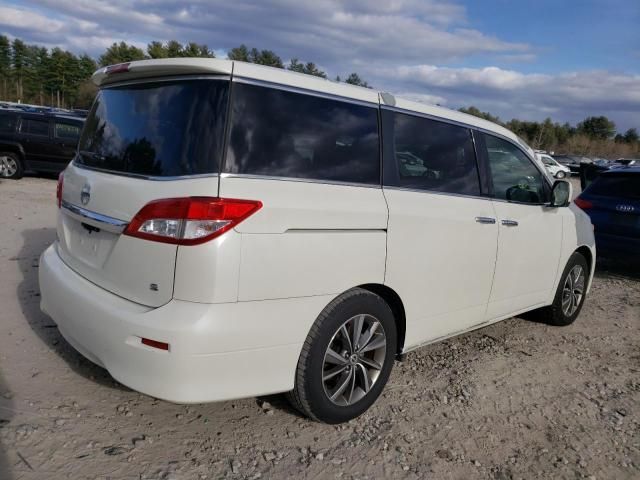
[0,176,638,480]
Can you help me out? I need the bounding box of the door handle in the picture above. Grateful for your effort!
[501,219,519,226]
[475,216,496,224]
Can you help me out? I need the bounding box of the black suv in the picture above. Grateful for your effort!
[0,110,84,179]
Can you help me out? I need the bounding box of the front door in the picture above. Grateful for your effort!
[479,133,563,319]
[381,109,499,349]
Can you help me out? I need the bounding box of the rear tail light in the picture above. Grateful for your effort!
[56,172,64,208]
[574,198,593,210]
[124,197,262,245]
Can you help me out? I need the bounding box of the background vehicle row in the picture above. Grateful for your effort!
[0,110,84,179]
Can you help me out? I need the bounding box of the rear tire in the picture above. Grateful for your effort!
[287,288,397,424]
[542,252,589,326]
[0,152,23,179]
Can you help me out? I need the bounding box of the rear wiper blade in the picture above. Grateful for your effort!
[79,150,106,161]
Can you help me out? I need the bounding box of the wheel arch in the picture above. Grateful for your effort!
[0,142,25,158]
[575,244,595,292]
[575,245,593,273]
[357,283,406,358]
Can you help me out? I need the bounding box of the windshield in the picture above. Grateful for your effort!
[77,79,229,177]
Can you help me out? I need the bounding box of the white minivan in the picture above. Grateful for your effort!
[39,58,596,424]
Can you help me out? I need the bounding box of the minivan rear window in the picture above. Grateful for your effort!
[77,79,229,177]
[225,83,380,185]
[588,174,640,199]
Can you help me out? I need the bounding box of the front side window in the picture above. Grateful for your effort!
[483,134,547,204]
[22,118,49,136]
[77,79,229,177]
[225,83,380,185]
[382,110,480,195]
[55,122,81,141]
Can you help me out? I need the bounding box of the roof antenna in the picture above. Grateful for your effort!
[379,92,396,107]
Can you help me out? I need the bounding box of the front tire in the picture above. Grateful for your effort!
[288,288,397,423]
[0,152,23,179]
[543,252,589,326]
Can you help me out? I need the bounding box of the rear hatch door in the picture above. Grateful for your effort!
[583,173,640,238]
[57,77,229,307]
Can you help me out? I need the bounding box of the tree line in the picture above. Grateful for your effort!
[0,35,371,110]
[459,106,639,159]
[1,35,636,158]
[0,36,97,110]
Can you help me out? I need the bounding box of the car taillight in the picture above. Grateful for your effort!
[574,198,593,210]
[56,172,64,208]
[124,197,262,245]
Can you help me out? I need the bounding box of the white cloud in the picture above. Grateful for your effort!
[373,65,640,129]
[2,0,638,129]
[0,5,64,33]
[12,0,530,64]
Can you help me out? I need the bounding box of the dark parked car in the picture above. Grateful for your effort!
[553,154,591,175]
[574,167,640,260]
[0,110,84,179]
[614,158,638,167]
[580,160,613,190]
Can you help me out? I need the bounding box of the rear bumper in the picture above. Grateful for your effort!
[39,243,328,403]
[595,232,640,259]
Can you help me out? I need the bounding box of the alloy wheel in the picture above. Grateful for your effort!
[0,155,18,178]
[322,314,387,406]
[562,265,585,316]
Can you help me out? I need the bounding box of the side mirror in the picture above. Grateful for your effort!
[549,180,572,207]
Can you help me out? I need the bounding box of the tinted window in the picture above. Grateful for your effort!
[483,134,547,204]
[382,110,480,195]
[225,83,379,184]
[55,122,81,140]
[588,175,640,199]
[77,79,229,177]
[0,114,16,132]
[22,118,49,136]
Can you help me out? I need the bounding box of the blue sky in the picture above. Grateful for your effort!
[1,0,638,131]
[463,0,639,74]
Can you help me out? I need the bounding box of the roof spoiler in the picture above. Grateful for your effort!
[92,58,234,87]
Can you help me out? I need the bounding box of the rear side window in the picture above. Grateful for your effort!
[55,122,81,141]
[77,79,229,177]
[0,114,16,132]
[22,118,49,136]
[225,83,380,185]
[382,110,480,195]
[483,134,547,204]
[588,175,640,199]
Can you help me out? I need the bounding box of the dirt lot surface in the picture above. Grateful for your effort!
[1,176,638,480]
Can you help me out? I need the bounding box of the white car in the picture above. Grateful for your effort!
[39,59,596,424]
[536,152,571,179]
